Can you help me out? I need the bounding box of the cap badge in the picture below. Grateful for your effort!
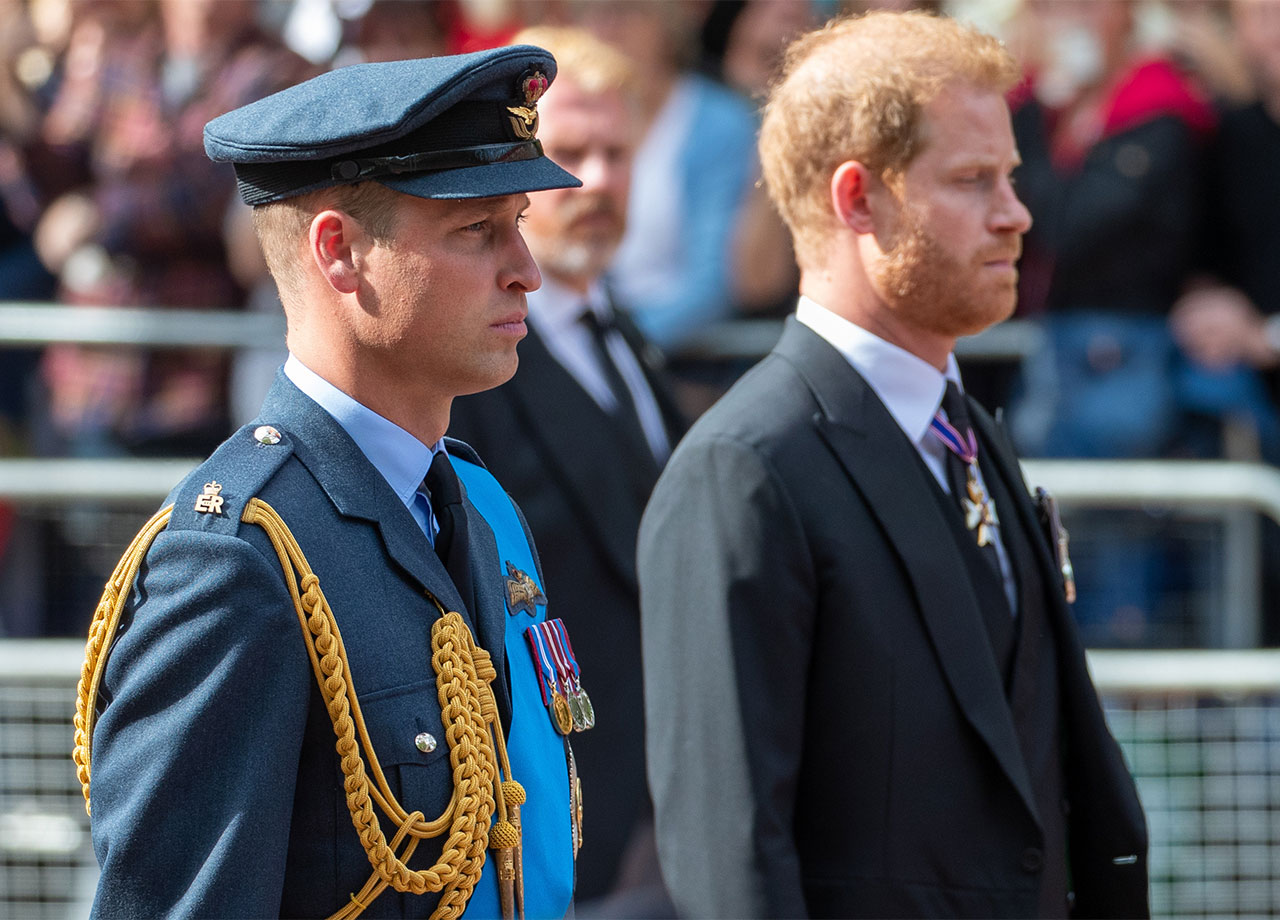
[505,560,547,616]
[506,70,548,140]
[194,481,225,515]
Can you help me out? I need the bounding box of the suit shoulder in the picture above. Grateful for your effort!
[678,352,817,451]
[447,388,519,452]
[163,423,298,536]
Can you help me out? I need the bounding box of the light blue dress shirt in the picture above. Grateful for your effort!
[284,354,441,542]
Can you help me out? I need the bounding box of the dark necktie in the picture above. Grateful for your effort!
[579,308,653,459]
[424,450,472,604]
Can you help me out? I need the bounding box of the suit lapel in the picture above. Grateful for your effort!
[775,320,1039,823]
[503,327,649,590]
[257,374,473,627]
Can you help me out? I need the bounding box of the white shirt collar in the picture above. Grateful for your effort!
[794,295,963,444]
[527,275,609,334]
[283,354,441,506]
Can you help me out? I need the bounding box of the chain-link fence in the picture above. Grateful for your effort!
[3,643,1278,919]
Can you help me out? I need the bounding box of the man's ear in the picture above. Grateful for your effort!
[309,210,361,295]
[830,160,877,235]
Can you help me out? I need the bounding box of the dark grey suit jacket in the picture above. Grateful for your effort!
[637,318,1148,918]
[450,317,685,900]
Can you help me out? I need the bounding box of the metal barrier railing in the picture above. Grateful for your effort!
[1,456,1275,646]
[0,302,1040,362]
[0,640,96,920]
[0,302,286,349]
[1086,649,1280,920]
[1024,460,1280,650]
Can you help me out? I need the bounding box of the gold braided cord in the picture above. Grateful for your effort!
[73,497,520,920]
[74,504,175,817]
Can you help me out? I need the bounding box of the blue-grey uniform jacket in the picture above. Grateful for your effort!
[87,372,575,918]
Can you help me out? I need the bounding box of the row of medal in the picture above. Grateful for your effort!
[525,618,595,735]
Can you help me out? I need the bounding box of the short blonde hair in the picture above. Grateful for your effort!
[758,11,1020,268]
[512,25,638,102]
[252,181,402,297]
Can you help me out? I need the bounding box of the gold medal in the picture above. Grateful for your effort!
[551,691,573,735]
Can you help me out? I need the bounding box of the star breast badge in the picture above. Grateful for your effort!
[506,70,548,140]
[505,560,547,616]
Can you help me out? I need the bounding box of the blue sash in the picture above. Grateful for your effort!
[453,458,574,919]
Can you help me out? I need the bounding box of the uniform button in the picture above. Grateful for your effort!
[1021,847,1043,873]
[254,425,282,445]
[414,732,437,753]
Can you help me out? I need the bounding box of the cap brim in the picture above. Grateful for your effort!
[378,156,581,200]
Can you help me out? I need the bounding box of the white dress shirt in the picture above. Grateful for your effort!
[795,296,1016,611]
[527,277,670,463]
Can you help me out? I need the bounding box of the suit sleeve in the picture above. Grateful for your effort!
[638,434,814,919]
[89,529,312,919]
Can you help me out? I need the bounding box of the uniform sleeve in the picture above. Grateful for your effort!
[637,434,814,919]
[88,528,312,919]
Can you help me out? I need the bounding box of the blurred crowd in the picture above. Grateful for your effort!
[2,0,1280,644]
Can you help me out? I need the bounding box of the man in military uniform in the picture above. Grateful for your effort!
[637,12,1149,918]
[76,47,586,919]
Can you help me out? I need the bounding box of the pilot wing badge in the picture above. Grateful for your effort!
[506,70,548,140]
[505,560,547,617]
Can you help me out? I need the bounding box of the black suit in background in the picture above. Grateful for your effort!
[637,318,1148,918]
[449,308,685,905]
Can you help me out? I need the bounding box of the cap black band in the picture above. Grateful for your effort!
[329,139,544,182]
[234,138,547,206]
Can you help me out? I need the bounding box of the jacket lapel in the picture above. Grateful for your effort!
[503,327,650,590]
[257,373,473,627]
[775,320,1039,824]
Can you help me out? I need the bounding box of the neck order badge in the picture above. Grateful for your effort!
[931,385,1000,547]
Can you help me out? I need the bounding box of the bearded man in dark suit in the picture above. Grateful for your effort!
[636,11,1149,919]
[450,26,684,912]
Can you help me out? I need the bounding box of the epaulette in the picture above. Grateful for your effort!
[164,423,298,536]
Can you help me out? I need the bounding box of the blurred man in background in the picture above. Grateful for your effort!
[451,26,683,916]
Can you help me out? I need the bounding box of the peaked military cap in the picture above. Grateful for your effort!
[204,45,581,205]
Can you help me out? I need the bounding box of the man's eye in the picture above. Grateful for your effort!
[464,220,488,232]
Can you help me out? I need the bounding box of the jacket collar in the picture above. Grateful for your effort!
[257,372,474,627]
